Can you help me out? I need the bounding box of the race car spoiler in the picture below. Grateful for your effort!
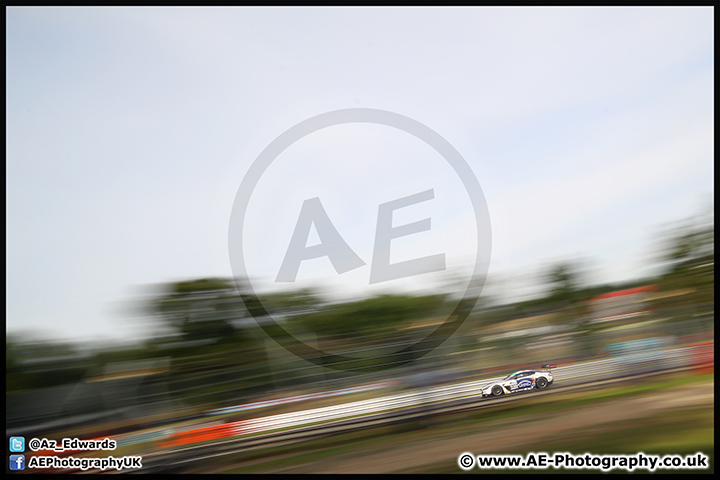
[541,364,557,369]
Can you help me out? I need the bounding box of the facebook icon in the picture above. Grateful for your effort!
[10,455,25,471]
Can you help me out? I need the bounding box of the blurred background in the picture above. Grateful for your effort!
[6,6,713,474]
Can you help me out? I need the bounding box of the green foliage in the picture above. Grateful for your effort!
[289,293,449,337]
[258,288,324,315]
[652,210,714,316]
[543,261,586,308]
[151,277,249,345]
[6,336,90,392]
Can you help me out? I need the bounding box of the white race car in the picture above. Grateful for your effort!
[481,364,556,397]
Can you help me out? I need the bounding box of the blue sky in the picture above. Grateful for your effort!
[6,7,713,343]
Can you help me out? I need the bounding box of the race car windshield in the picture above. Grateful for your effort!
[504,373,516,381]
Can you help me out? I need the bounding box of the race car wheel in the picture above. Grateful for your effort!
[491,385,504,396]
[536,377,548,390]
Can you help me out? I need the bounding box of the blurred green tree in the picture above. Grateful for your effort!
[290,293,450,339]
[652,208,714,324]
